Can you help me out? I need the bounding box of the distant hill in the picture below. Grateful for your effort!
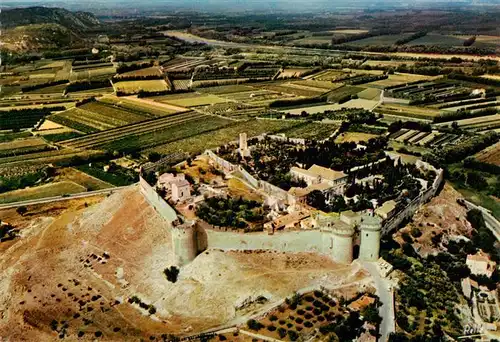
[0,6,99,31]
[0,7,99,52]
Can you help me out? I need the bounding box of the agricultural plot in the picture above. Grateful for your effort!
[345,33,413,46]
[281,122,338,140]
[335,132,379,143]
[157,93,228,107]
[118,66,162,77]
[0,181,87,204]
[51,103,148,133]
[148,119,301,156]
[375,104,441,120]
[366,73,434,88]
[288,80,340,91]
[291,36,332,45]
[99,96,178,116]
[357,88,382,101]
[113,80,169,94]
[0,137,50,159]
[197,84,256,95]
[308,69,349,82]
[326,86,364,103]
[363,60,416,68]
[201,102,262,118]
[286,99,379,115]
[172,79,191,91]
[70,66,117,81]
[434,114,500,130]
[59,111,222,151]
[99,114,232,152]
[277,68,314,79]
[475,142,500,166]
[24,83,68,94]
[260,84,322,97]
[408,34,468,47]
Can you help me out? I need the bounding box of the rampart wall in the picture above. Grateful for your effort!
[139,176,178,223]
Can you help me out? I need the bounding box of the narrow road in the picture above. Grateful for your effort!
[361,261,395,342]
[0,185,134,210]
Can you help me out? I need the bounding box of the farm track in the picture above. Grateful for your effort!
[59,111,204,150]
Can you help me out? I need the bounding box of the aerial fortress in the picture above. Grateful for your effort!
[140,132,444,267]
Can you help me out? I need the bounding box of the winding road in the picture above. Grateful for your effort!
[361,261,396,342]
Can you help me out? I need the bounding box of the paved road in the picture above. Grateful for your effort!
[0,185,134,210]
[361,261,395,342]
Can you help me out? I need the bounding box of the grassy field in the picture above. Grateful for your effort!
[42,131,83,142]
[113,80,169,93]
[0,181,87,204]
[148,119,301,155]
[450,181,500,220]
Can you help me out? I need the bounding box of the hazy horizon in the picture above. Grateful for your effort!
[2,0,500,14]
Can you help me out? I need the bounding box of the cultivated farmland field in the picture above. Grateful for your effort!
[408,34,468,47]
[0,181,86,204]
[113,80,169,93]
[375,103,442,120]
[281,122,338,140]
[148,119,301,155]
[335,132,379,143]
[475,142,500,166]
[344,33,413,46]
[157,93,228,107]
[366,73,435,88]
[286,99,379,115]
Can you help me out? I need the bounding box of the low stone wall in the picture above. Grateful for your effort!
[258,180,291,203]
[139,176,178,223]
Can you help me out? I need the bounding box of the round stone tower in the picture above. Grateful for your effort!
[171,221,198,266]
[359,214,382,262]
[330,227,355,264]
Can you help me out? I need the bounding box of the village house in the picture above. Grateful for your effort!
[375,200,397,220]
[466,251,497,278]
[157,173,191,202]
[290,164,348,196]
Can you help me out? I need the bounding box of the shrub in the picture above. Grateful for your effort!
[304,321,313,328]
[279,320,286,325]
[305,313,313,319]
[247,319,264,331]
[267,325,276,331]
[297,309,305,315]
[304,295,314,302]
[269,315,278,321]
[287,330,299,340]
[277,328,287,338]
[164,266,179,283]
